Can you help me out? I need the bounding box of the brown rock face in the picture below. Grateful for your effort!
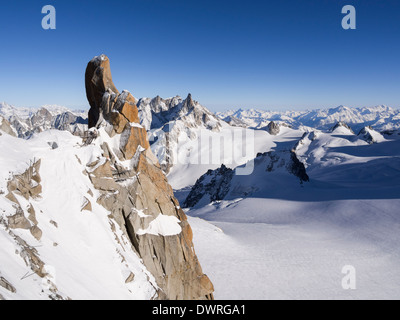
[85,55,119,128]
[84,55,214,300]
[3,160,48,282]
[0,277,16,293]
[266,121,280,135]
[0,116,16,137]
[6,160,44,242]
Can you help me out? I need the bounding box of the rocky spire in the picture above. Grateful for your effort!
[186,93,193,104]
[84,55,214,300]
[182,93,194,111]
[85,55,119,128]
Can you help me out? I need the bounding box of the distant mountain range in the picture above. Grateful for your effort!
[3,100,399,139]
[217,105,400,132]
[3,100,400,190]
[0,102,88,138]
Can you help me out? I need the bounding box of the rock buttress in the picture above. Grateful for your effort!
[85,55,214,300]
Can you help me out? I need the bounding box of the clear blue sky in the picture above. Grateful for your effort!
[0,0,399,111]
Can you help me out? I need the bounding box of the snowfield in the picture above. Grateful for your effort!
[188,197,400,300]
[183,123,400,299]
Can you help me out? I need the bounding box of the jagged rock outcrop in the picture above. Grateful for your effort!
[287,151,310,182]
[30,108,53,130]
[137,94,221,132]
[6,159,43,241]
[184,165,234,208]
[0,277,16,293]
[0,116,16,137]
[52,112,87,135]
[184,150,309,208]
[85,55,214,300]
[85,55,119,128]
[0,159,64,298]
[265,121,280,135]
[136,94,222,174]
[0,214,58,296]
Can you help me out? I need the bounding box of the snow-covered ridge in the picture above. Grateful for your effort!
[136,94,224,179]
[0,130,158,300]
[137,94,221,132]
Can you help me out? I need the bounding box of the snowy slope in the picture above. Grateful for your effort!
[0,130,157,300]
[293,127,400,199]
[188,197,400,299]
[183,116,400,299]
[165,123,277,189]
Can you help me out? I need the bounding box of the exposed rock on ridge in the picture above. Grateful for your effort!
[184,165,234,208]
[330,121,354,134]
[184,150,309,208]
[0,116,16,137]
[85,55,214,300]
[264,121,280,135]
[6,159,43,241]
[0,159,64,299]
[357,126,385,144]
